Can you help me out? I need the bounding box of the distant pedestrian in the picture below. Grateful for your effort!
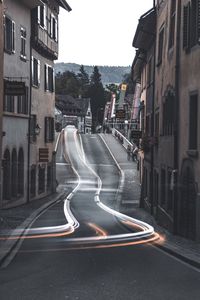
[132,146,138,162]
[127,144,132,161]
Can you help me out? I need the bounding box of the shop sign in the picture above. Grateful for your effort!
[4,80,26,95]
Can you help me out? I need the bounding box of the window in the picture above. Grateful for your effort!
[190,0,199,47]
[47,165,52,190]
[20,27,26,60]
[50,14,58,42]
[189,94,198,150]
[30,114,37,142]
[157,27,164,65]
[167,169,173,211]
[168,0,176,49]
[30,165,36,197]
[145,115,150,136]
[32,57,40,87]
[38,165,45,194]
[4,95,14,112]
[45,117,55,143]
[37,4,46,28]
[45,65,55,92]
[183,3,190,50]
[161,169,166,205]
[183,0,200,50]
[163,94,174,136]
[155,112,159,137]
[17,88,28,114]
[147,57,152,86]
[4,15,15,53]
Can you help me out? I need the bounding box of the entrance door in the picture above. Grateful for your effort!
[179,160,196,240]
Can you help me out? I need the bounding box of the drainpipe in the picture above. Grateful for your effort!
[150,3,156,216]
[27,25,32,204]
[173,0,181,234]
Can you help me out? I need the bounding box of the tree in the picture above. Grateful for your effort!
[77,65,90,97]
[88,66,106,131]
[55,71,80,97]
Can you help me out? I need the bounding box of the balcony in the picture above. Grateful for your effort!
[31,24,58,60]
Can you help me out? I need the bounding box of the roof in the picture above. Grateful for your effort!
[56,94,90,117]
[132,8,156,51]
[57,0,72,11]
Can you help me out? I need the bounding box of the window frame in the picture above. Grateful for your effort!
[20,26,27,61]
[4,15,15,54]
[32,57,40,88]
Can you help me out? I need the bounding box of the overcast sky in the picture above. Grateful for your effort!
[58,0,153,66]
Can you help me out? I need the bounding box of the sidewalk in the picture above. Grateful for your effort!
[101,133,200,269]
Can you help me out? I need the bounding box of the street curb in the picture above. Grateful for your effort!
[0,190,69,267]
[153,241,200,269]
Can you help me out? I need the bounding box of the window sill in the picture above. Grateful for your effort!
[32,84,40,89]
[20,55,27,62]
[187,150,198,158]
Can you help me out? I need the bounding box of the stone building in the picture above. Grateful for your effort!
[56,94,92,134]
[2,0,41,208]
[1,0,71,207]
[29,0,71,200]
[132,0,200,241]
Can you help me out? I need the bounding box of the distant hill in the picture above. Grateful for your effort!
[55,63,131,85]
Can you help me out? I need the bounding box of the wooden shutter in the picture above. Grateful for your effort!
[12,21,15,52]
[44,64,48,90]
[183,3,190,50]
[37,59,40,86]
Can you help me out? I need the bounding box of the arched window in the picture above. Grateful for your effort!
[11,149,18,198]
[3,149,11,200]
[18,148,24,196]
[38,165,45,194]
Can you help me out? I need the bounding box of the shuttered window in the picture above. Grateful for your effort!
[183,3,191,50]
[169,0,176,49]
[45,117,55,143]
[32,57,40,87]
[157,27,164,65]
[183,0,200,51]
[4,15,15,53]
[189,94,198,150]
[45,65,55,92]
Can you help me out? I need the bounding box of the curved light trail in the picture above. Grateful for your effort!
[0,127,160,248]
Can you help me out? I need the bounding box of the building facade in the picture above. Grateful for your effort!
[133,0,200,241]
[2,0,41,208]
[1,0,71,207]
[29,0,71,200]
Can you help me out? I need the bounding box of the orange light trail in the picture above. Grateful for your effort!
[0,232,162,255]
[87,223,108,237]
[0,227,74,241]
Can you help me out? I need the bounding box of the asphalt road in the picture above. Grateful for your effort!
[0,127,200,300]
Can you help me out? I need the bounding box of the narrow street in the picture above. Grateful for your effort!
[0,127,199,300]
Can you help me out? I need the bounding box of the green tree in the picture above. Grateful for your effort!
[77,65,90,97]
[55,71,80,97]
[88,66,106,131]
